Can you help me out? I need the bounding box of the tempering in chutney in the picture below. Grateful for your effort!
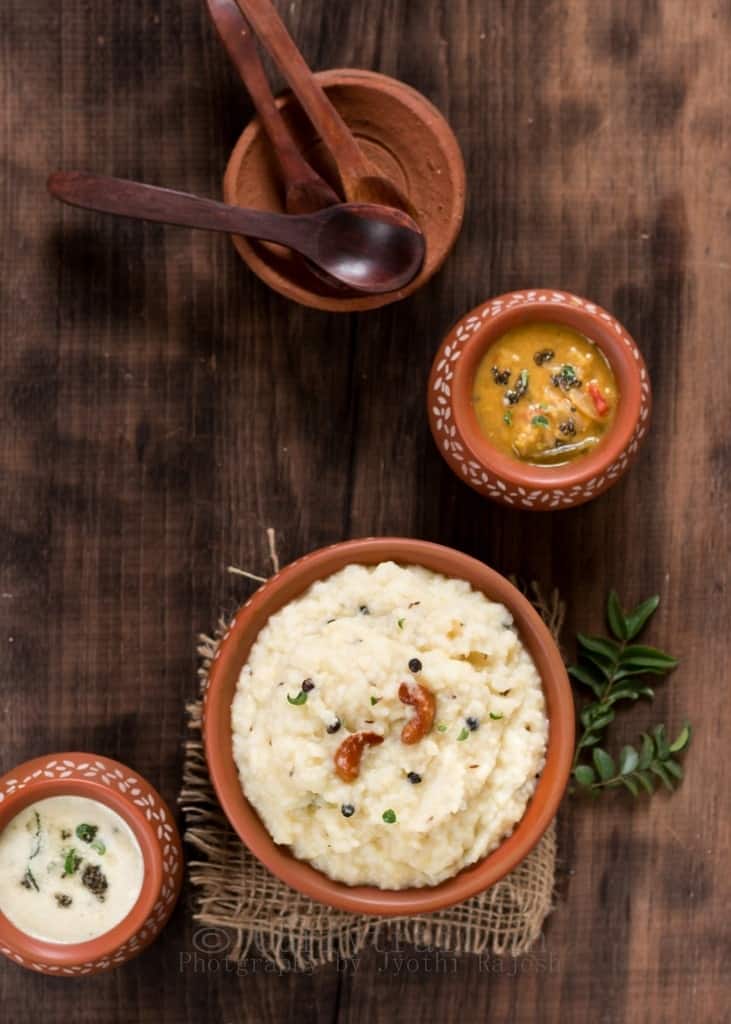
[472,322,619,465]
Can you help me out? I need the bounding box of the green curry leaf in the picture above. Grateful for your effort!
[569,592,691,801]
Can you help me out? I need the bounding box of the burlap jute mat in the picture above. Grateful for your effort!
[180,580,565,972]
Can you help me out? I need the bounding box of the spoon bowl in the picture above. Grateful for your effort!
[312,203,425,293]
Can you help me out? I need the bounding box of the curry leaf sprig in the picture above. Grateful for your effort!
[570,591,691,797]
[570,592,676,763]
[574,722,691,796]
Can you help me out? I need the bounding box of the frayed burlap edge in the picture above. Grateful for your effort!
[180,582,564,972]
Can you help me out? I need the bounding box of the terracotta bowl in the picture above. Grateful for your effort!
[0,753,183,976]
[223,69,466,311]
[428,289,652,509]
[203,537,574,915]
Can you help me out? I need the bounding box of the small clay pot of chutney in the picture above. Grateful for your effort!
[0,753,183,976]
[428,289,651,509]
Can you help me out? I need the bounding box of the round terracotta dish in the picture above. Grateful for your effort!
[428,289,652,509]
[203,537,574,915]
[223,69,466,311]
[0,753,183,976]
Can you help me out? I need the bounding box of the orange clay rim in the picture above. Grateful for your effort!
[0,754,176,968]
[446,290,648,489]
[203,537,574,915]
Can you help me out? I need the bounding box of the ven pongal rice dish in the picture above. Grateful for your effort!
[231,561,548,889]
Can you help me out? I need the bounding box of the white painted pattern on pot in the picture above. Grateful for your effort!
[430,291,650,508]
[0,758,182,975]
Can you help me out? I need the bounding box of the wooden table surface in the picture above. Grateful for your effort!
[1,0,729,1020]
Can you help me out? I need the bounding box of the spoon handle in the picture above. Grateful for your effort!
[234,0,370,197]
[206,0,338,209]
[47,171,315,250]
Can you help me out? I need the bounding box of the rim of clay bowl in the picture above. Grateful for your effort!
[223,68,466,312]
[0,753,179,970]
[204,538,574,915]
[443,290,650,490]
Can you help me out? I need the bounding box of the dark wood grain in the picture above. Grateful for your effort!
[1,1,729,1021]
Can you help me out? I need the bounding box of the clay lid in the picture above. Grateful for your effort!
[223,69,466,311]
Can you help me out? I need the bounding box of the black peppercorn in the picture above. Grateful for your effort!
[359,604,370,615]
[407,771,422,784]
[408,657,422,673]
[301,678,315,692]
[466,716,480,731]
[533,348,555,365]
[341,804,355,818]
[326,718,341,734]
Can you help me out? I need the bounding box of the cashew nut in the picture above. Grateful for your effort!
[334,731,384,782]
[399,681,436,744]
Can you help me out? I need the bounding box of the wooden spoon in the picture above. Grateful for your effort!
[234,0,414,215]
[206,0,339,215]
[47,171,425,295]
